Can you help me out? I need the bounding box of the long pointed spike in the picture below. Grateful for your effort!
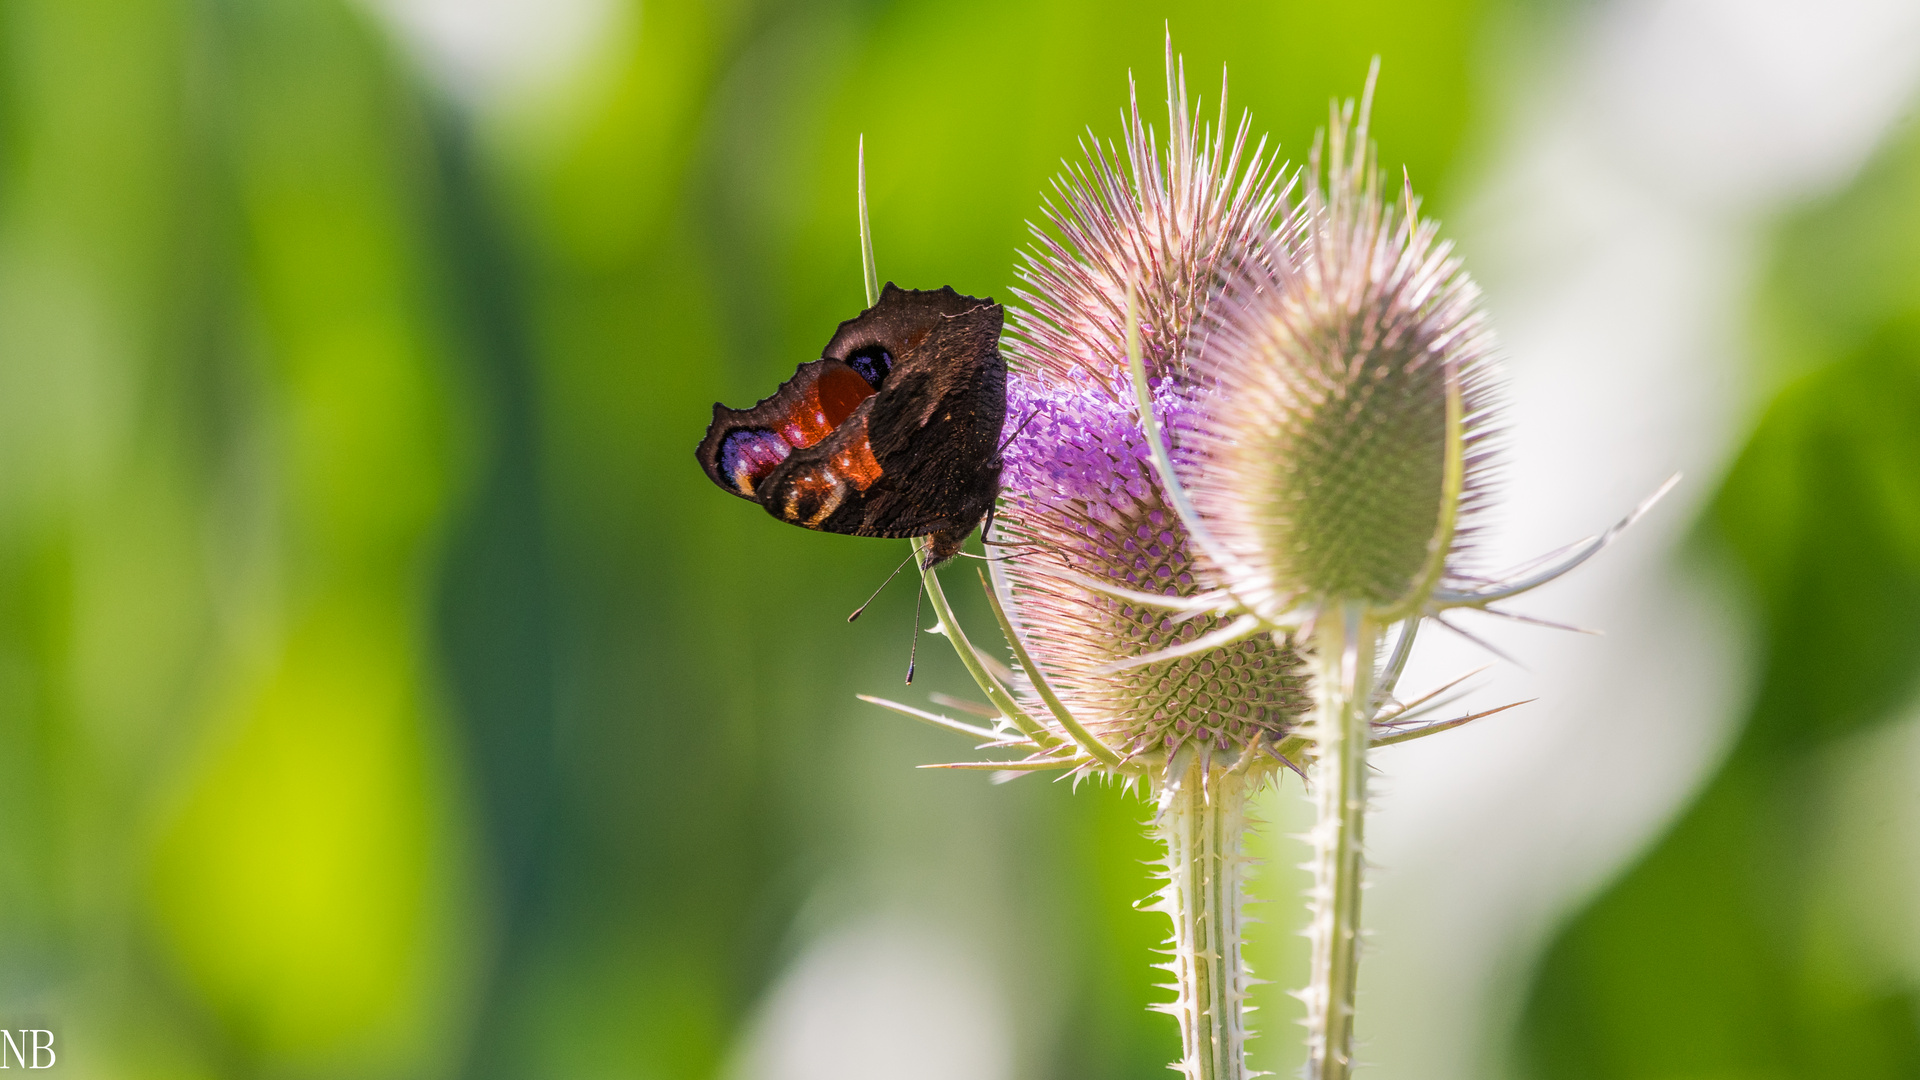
[1432,614,1523,667]
[1453,534,1597,587]
[1374,700,1532,747]
[1093,613,1265,674]
[857,136,879,308]
[920,757,1079,773]
[855,695,1006,744]
[1434,536,1604,606]
[1376,688,1479,727]
[927,692,998,719]
[1168,602,1223,625]
[944,545,1029,564]
[1479,606,1603,635]
[1432,473,1681,608]
[1354,56,1380,179]
[1401,166,1418,242]
[1374,664,1492,723]
[1058,569,1236,613]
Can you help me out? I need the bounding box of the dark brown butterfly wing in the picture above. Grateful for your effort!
[696,284,1006,545]
[695,358,875,499]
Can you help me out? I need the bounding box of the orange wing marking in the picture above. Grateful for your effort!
[778,364,874,448]
[829,414,883,491]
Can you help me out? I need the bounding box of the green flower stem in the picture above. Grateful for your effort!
[976,569,1121,766]
[858,136,879,308]
[1305,605,1379,1080]
[1155,756,1253,1080]
[914,539,1060,751]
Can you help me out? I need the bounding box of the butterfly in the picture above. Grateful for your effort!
[696,284,1007,568]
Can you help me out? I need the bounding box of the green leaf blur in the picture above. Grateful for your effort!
[1517,114,1920,1080]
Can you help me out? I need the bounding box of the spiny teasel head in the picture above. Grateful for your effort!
[989,46,1310,769]
[1015,47,1292,389]
[1178,89,1504,623]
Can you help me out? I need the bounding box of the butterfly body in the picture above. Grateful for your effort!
[696,284,1006,567]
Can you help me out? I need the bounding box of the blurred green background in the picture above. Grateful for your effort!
[0,1,1916,1078]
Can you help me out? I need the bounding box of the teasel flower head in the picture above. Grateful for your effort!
[865,61,1677,1080]
[1176,94,1503,628]
[985,48,1311,772]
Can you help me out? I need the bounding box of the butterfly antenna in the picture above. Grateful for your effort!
[998,408,1040,454]
[905,579,925,684]
[849,548,918,622]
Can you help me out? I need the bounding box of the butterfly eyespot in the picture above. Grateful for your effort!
[718,428,789,495]
[845,345,893,390]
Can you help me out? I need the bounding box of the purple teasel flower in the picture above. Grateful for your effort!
[989,371,1309,768]
[850,52,1313,1080]
[888,47,1327,1080]
[862,46,1677,1080]
[938,63,1543,779]
[982,52,1312,777]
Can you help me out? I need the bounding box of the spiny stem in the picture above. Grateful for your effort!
[1304,605,1378,1080]
[1155,758,1254,1080]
